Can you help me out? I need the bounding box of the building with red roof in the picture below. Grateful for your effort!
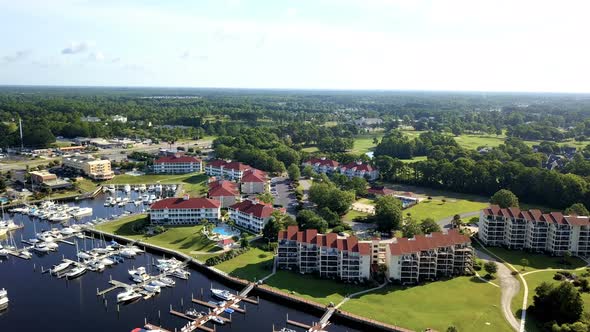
[339,161,379,180]
[208,179,240,208]
[228,199,276,233]
[240,169,268,194]
[217,238,235,249]
[205,159,253,180]
[277,225,371,282]
[367,186,395,197]
[149,195,221,225]
[302,157,340,174]
[153,154,202,174]
[479,205,590,256]
[277,226,472,284]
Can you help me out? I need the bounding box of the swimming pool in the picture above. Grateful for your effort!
[213,225,240,237]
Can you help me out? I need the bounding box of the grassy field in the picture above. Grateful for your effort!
[301,146,319,153]
[341,276,511,332]
[95,214,219,258]
[350,134,383,154]
[106,173,208,197]
[215,248,274,281]
[481,246,587,272]
[265,270,367,305]
[405,199,488,222]
[400,156,428,163]
[342,209,370,222]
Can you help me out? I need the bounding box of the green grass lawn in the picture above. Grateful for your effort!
[480,246,587,272]
[106,173,208,197]
[95,214,218,258]
[265,270,367,305]
[342,209,370,222]
[351,135,383,154]
[453,134,507,150]
[399,156,428,163]
[301,146,319,153]
[215,248,274,281]
[341,276,511,332]
[356,198,375,205]
[405,199,488,222]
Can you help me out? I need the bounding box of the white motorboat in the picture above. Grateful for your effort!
[134,199,142,206]
[49,214,70,222]
[104,197,114,207]
[0,245,8,257]
[45,242,59,250]
[210,316,225,325]
[33,243,51,253]
[117,289,141,303]
[124,184,131,193]
[87,260,105,272]
[92,247,109,254]
[100,258,115,266]
[0,288,8,308]
[129,266,149,282]
[77,251,93,260]
[147,185,155,192]
[142,194,149,204]
[211,288,234,301]
[65,266,87,279]
[20,250,32,259]
[51,261,73,274]
[155,184,162,192]
[72,207,93,218]
[139,184,146,192]
[119,248,137,258]
[115,197,122,203]
[36,232,56,242]
[143,283,161,293]
[171,269,190,280]
[60,227,77,235]
[185,309,202,318]
[159,277,176,287]
[149,279,167,288]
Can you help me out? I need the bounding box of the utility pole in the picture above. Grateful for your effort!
[19,118,24,151]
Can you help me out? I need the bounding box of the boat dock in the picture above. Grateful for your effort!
[283,306,335,332]
[139,282,259,332]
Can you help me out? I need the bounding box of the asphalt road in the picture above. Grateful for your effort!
[271,176,298,217]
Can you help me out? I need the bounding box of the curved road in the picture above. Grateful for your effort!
[475,249,521,332]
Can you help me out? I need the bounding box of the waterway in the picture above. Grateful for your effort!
[0,191,360,332]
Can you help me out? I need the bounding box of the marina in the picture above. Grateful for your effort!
[0,191,359,332]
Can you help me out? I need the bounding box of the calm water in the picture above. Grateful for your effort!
[0,192,360,332]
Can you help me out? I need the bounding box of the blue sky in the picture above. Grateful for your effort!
[1,0,589,92]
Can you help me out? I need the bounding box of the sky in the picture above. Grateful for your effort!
[1,0,590,92]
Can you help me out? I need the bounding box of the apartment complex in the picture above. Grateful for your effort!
[479,205,590,256]
[277,226,472,284]
[228,199,275,233]
[277,226,372,281]
[302,158,379,180]
[386,230,473,284]
[149,196,221,225]
[240,169,268,194]
[62,155,114,180]
[205,160,252,180]
[301,157,340,174]
[208,179,240,208]
[153,155,203,174]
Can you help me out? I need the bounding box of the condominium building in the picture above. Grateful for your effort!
[479,205,590,256]
[149,196,221,225]
[301,157,340,174]
[153,155,203,174]
[386,230,473,284]
[240,169,268,194]
[62,155,114,180]
[227,199,275,233]
[339,161,379,181]
[208,179,240,208]
[205,160,252,180]
[277,226,371,282]
[277,226,472,284]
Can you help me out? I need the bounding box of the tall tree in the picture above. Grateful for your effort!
[374,195,402,232]
[490,189,519,208]
[287,163,301,181]
[565,203,590,216]
[420,218,441,234]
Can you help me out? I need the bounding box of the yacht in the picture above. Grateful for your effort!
[49,214,70,222]
[0,289,8,309]
[33,243,51,253]
[143,283,161,293]
[20,250,32,259]
[149,279,167,288]
[159,277,175,287]
[124,184,131,193]
[129,267,149,283]
[210,316,225,325]
[139,184,146,192]
[185,309,202,318]
[120,248,137,258]
[51,261,73,274]
[77,251,93,260]
[155,184,163,192]
[211,288,234,301]
[72,207,93,218]
[134,199,143,206]
[117,289,141,303]
[147,185,155,192]
[45,242,59,251]
[0,244,8,257]
[104,197,115,207]
[87,260,105,272]
[142,194,149,204]
[60,227,77,235]
[100,258,115,266]
[171,269,190,280]
[65,266,87,279]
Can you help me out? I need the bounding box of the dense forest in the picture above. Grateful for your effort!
[2,86,590,209]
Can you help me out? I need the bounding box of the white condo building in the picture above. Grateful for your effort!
[153,155,203,174]
[149,196,221,225]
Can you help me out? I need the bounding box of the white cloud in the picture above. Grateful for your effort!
[88,51,105,61]
[3,50,31,62]
[180,50,208,61]
[61,41,95,54]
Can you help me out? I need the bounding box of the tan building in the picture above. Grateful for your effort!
[62,155,114,180]
[29,170,72,191]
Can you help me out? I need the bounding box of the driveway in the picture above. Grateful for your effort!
[272,176,298,217]
[437,210,481,229]
[476,248,521,332]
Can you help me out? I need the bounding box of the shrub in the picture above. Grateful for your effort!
[205,248,250,266]
[511,271,519,276]
[554,273,565,281]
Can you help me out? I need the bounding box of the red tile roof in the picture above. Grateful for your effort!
[208,180,239,197]
[304,158,339,167]
[483,205,590,226]
[368,186,394,196]
[241,169,267,183]
[150,197,221,210]
[154,155,201,164]
[229,199,274,218]
[389,229,470,255]
[278,226,370,255]
[206,160,252,172]
[340,161,374,172]
[218,238,235,246]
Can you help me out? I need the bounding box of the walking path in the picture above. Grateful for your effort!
[260,256,277,282]
[436,210,481,228]
[334,281,389,309]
